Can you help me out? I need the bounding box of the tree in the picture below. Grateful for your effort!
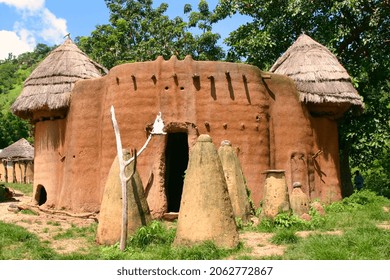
[0,43,51,147]
[185,0,225,61]
[76,0,225,69]
[214,0,390,196]
[0,61,18,95]
[0,110,32,148]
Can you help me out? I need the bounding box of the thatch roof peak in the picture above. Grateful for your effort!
[11,38,108,119]
[0,138,34,161]
[270,34,364,112]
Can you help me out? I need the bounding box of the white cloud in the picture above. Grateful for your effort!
[0,0,45,11]
[0,30,35,59]
[0,1,68,59]
[39,8,68,44]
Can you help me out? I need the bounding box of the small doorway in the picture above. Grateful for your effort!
[34,184,47,206]
[165,132,189,212]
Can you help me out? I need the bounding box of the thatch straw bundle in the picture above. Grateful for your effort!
[0,138,34,160]
[270,34,363,109]
[12,38,107,119]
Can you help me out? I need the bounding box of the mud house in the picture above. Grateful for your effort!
[0,138,34,184]
[11,35,363,217]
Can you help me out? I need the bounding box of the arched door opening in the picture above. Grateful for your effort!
[164,132,189,212]
[34,184,47,206]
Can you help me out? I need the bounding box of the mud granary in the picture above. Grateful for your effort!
[0,138,34,184]
[12,35,363,218]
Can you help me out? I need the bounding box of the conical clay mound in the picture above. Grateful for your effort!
[218,140,252,224]
[96,150,151,245]
[174,135,239,248]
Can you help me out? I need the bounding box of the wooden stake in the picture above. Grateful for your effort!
[110,106,165,251]
[110,106,137,251]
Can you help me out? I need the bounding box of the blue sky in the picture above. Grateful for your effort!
[0,0,251,60]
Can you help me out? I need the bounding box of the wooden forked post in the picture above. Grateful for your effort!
[110,106,165,251]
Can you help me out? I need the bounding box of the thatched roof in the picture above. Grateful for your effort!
[270,34,364,109]
[11,38,108,119]
[0,138,34,161]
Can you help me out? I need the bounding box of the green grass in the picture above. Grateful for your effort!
[20,209,39,216]
[271,229,301,245]
[258,190,390,260]
[0,221,57,260]
[3,183,33,196]
[283,225,390,260]
[68,221,242,260]
[0,190,389,260]
[53,223,97,241]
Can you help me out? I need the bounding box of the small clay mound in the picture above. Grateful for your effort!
[174,134,239,248]
[218,140,251,223]
[96,150,151,245]
[261,170,290,218]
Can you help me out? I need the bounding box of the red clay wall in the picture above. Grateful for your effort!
[309,117,342,202]
[33,116,66,207]
[39,56,343,215]
[265,75,315,196]
[59,56,272,215]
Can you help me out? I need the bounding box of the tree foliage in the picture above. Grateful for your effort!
[77,0,225,69]
[0,110,31,148]
[214,0,389,196]
[0,44,51,148]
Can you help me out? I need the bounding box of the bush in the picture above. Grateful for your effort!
[326,189,388,213]
[129,221,175,248]
[256,212,310,232]
[271,229,300,245]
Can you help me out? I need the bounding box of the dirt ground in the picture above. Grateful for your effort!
[0,190,96,254]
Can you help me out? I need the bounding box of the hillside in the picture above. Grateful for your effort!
[0,44,53,148]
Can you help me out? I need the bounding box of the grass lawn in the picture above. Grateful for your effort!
[0,187,389,260]
[4,183,33,196]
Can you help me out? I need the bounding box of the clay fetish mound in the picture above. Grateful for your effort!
[96,150,151,245]
[290,182,310,216]
[218,140,252,224]
[261,170,290,218]
[174,134,239,248]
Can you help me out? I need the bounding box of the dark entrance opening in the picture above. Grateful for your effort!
[165,132,189,212]
[35,184,47,206]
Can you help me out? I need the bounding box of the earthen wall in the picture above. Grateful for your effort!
[309,117,342,202]
[36,56,343,214]
[33,117,66,206]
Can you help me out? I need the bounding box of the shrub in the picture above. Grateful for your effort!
[129,221,175,248]
[271,229,300,245]
[273,213,307,229]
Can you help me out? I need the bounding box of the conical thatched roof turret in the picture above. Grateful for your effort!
[0,138,34,161]
[12,38,107,119]
[270,34,364,115]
